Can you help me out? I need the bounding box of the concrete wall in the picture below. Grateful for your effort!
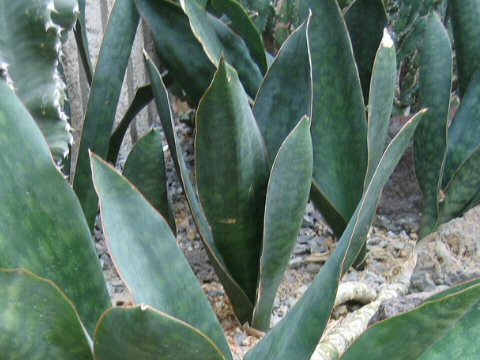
[63,0,155,175]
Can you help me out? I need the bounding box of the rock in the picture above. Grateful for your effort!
[410,206,480,292]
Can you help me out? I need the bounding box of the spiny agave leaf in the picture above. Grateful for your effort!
[438,146,480,225]
[245,111,424,360]
[306,0,368,236]
[196,59,269,304]
[442,68,480,189]
[341,278,480,360]
[0,269,92,359]
[51,0,79,42]
[0,81,110,335]
[134,0,215,106]
[344,0,387,104]
[0,0,77,162]
[91,154,231,358]
[449,0,480,97]
[122,129,176,233]
[73,0,93,84]
[180,0,263,97]
[414,13,452,238]
[145,56,254,324]
[211,0,267,74]
[251,117,313,331]
[253,17,312,164]
[107,84,153,164]
[73,0,139,228]
[364,29,397,186]
[94,306,227,360]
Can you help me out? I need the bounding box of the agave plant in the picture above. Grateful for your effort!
[413,0,480,238]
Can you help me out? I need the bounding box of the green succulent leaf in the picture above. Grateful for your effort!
[211,0,267,74]
[107,84,153,164]
[238,0,271,33]
[180,0,263,97]
[442,68,480,188]
[364,29,397,186]
[0,80,110,335]
[51,0,79,42]
[134,0,215,106]
[91,154,231,358]
[251,116,313,331]
[145,55,254,324]
[253,17,312,164]
[414,13,452,238]
[341,278,480,360]
[449,0,480,97]
[94,306,227,360]
[0,0,77,162]
[196,59,269,304]
[0,269,92,359]
[122,129,176,233]
[438,146,480,225]
[73,0,139,228]
[305,0,368,235]
[74,0,93,84]
[344,0,387,104]
[245,110,424,360]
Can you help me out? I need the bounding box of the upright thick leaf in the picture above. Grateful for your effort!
[364,29,397,186]
[180,0,263,97]
[438,147,480,225]
[253,18,312,163]
[341,279,480,360]
[449,0,480,97]
[344,0,387,103]
[0,0,77,161]
[251,117,313,331]
[414,13,452,238]
[122,129,175,233]
[91,155,231,358]
[73,0,139,228]
[306,0,368,235]
[0,270,92,359]
[94,307,226,360]
[211,0,267,74]
[74,0,93,84]
[245,111,424,360]
[442,69,480,188]
[196,60,269,303]
[0,81,110,335]
[134,0,215,106]
[145,56,254,324]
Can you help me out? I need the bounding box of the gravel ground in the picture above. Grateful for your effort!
[95,106,419,359]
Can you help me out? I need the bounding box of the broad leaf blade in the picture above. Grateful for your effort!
[73,0,139,228]
[180,0,263,97]
[341,279,480,360]
[414,13,452,238]
[122,129,176,233]
[364,30,397,186]
[307,0,368,235]
[196,59,269,304]
[145,56,254,324]
[0,0,77,161]
[134,0,215,106]
[245,111,424,360]
[0,81,110,335]
[107,84,153,164]
[0,269,92,359]
[94,306,226,360]
[449,0,480,97]
[253,18,312,163]
[91,154,231,359]
[344,0,387,103]
[442,68,480,188]
[251,117,313,331]
[211,0,267,74]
